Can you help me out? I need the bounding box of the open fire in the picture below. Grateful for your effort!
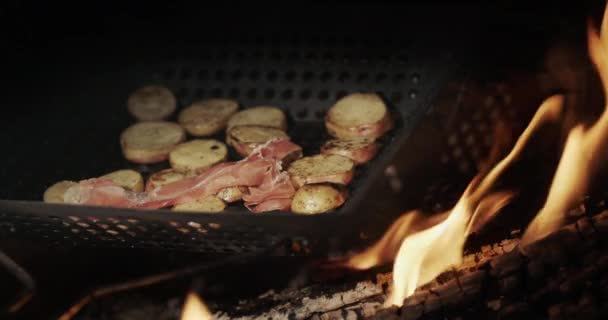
[342,2,608,309]
[181,292,213,320]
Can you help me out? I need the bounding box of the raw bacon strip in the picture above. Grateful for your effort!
[247,198,293,213]
[63,139,302,212]
[243,165,296,213]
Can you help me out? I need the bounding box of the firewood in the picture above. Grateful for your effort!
[211,210,608,320]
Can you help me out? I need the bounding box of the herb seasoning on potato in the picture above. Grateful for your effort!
[169,139,228,172]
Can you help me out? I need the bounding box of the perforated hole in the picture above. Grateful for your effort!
[376,73,387,83]
[302,71,314,82]
[338,72,351,82]
[465,134,475,146]
[163,69,175,80]
[195,88,205,99]
[215,70,225,81]
[270,51,281,61]
[393,73,405,83]
[266,71,278,82]
[188,222,201,228]
[391,92,403,104]
[281,89,293,100]
[264,88,275,99]
[177,88,189,99]
[249,70,260,81]
[211,88,223,97]
[287,51,299,61]
[397,53,408,64]
[318,90,329,101]
[314,110,325,120]
[285,71,296,81]
[197,69,208,80]
[357,72,369,82]
[320,71,332,82]
[228,88,240,98]
[181,69,192,80]
[231,69,243,81]
[296,109,308,119]
[299,89,311,101]
[452,147,463,159]
[247,88,257,99]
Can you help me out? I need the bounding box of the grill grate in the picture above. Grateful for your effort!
[0,31,462,254]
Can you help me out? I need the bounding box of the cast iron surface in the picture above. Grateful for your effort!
[4,0,575,254]
[0,2,473,254]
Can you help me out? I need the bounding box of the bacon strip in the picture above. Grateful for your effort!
[63,139,301,212]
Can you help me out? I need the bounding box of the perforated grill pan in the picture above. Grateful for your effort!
[0,3,466,254]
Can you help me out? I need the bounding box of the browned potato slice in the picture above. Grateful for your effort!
[226,125,289,157]
[127,85,176,121]
[325,93,393,139]
[287,154,355,188]
[178,98,239,136]
[227,106,287,131]
[172,196,226,213]
[169,139,228,172]
[120,121,185,164]
[101,169,144,192]
[291,184,346,214]
[320,138,380,165]
[43,181,78,203]
[145,168,196,191]
[216,186,248,203]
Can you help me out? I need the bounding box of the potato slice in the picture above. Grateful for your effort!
[227,106,287,131]
[325,93,393,139]
[145,168,196,191]
[169,139,228,172]
[320,138,380,165]
[120,121,185,164]
[127,85,176,121]
[216,186,247,203]
[172,196,226,213]
[178,98,239,136]
[287,154,355,188]
[43,181,78,203]
[101,169,144,192]
[226,125,289,157]
[291,184,346,214]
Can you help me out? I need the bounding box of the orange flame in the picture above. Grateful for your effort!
[347,95,563,307]
[521,7,608,245]
[181,292,214,320]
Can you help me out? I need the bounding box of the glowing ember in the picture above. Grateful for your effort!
[181,292,214,320]
[522,6,608,245]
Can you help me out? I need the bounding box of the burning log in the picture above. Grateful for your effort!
[207,210,608,320]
